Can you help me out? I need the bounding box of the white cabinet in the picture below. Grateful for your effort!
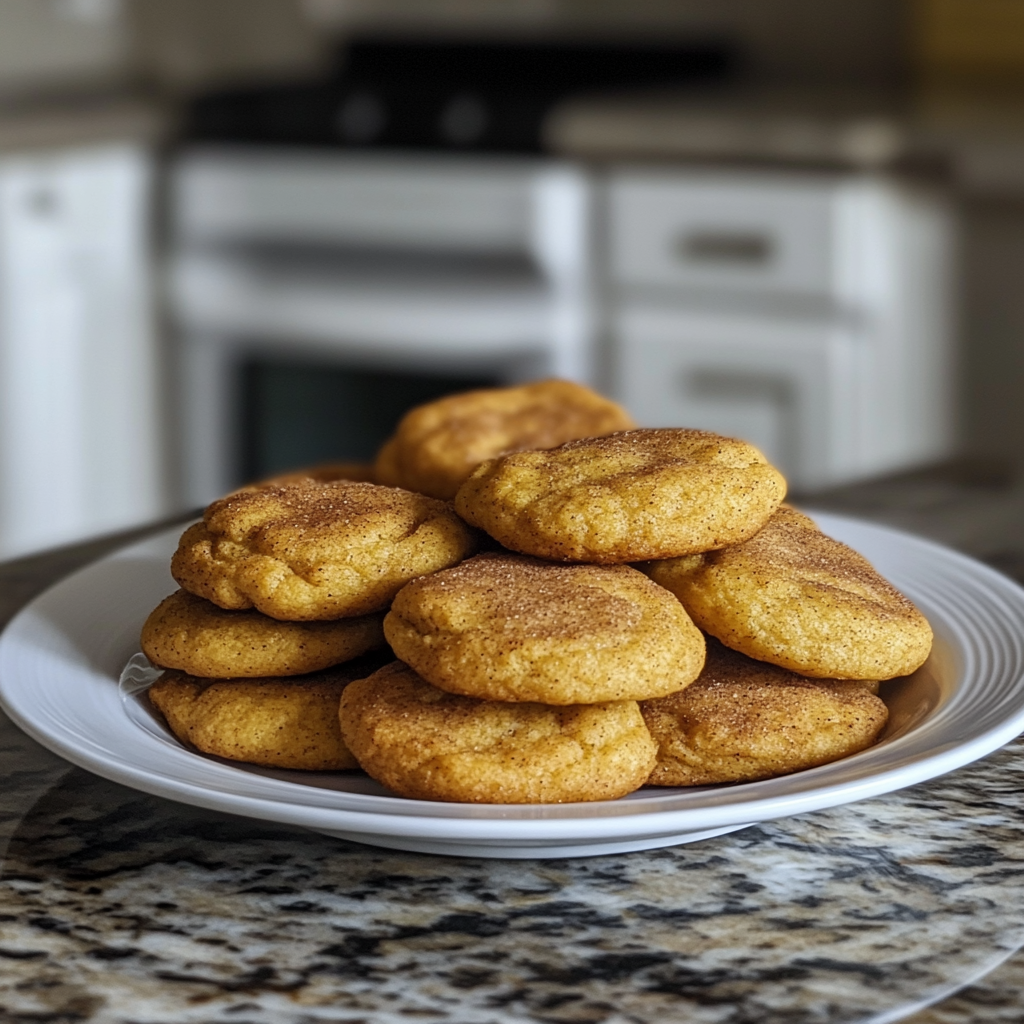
[0,143,164,558]
[617,308,864,485]
[609,169,955,490]
[609,173,837,300]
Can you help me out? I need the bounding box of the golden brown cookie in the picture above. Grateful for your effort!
[141,589,385,679]
[384,553,705,704]
[339,661,658,803]
[233,462,376,494]
[454,428,786,563]
[643,506,933,680]
[641,639,889,786]
[148,662,380,770]
[374,379,635,500]
[171,480,477,621]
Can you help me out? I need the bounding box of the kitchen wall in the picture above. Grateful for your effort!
[0,0,909,101]
[0,0,129,98]
[0,0,327,101]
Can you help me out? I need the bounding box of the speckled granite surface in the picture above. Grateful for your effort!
[2,480,1024,1023]
[3,709,1024,1024]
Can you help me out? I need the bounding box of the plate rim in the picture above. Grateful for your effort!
[4,510,1024,847]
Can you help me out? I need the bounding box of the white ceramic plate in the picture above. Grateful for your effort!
[3,513,1024,859]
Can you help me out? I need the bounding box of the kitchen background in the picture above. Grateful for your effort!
[0,0,1022,559]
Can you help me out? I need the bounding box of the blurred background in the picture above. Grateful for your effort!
[2,0,1024,558]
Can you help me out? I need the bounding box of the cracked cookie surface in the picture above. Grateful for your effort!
[141,589,385,678]
[339,661,657,803]
[641,638,888,785]
[171,480,476,620]
[455,427,786,563]
[385,552,705,704]
[374,379,634,500]
[148,661,386,771]
[643,506,933,680]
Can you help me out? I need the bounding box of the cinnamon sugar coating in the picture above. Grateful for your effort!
[171,480,476,620]
[641,638,889,786]
[643,506,933,680]
[339,661,657,803]
[454,428,786,563]
[148,660,385,771]
[385,553,705,704]
[141,589,385,679]
[374,379,635,500]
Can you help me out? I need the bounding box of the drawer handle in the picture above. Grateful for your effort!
[677,231,774,266]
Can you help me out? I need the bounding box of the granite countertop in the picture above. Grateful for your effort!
[544,83,1024,196]
[2,468,1024,1024]
[0,95,169,157]
[545,85,917,169]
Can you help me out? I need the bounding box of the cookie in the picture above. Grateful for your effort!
[148,661,383,771]
[643,506,933,680]
[454,428,786,563]
[171,480,477,620]
[384,553,705,704]
[641,639,889,786]
[339,661,657,803]
[233,461,376,494]
[374,379,635,500]
[141,589,385,679]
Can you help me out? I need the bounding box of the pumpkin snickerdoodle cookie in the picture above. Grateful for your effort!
[148,658,389,771]
[384,552,705,704]
[171,480,476,621]
[641,639,889,786]
[374,379,635,500]
[141,589,385,679]
[454,428,786,563]
[643,506,933,681]
[339,661,657,803]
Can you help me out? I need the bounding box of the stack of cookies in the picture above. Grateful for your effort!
[140,379,932,803]
[142,482,476,770]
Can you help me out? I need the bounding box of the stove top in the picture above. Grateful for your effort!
[186,36,735,154]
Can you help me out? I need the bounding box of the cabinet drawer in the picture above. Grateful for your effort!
[613,305,864,488]
[608,171,839,297]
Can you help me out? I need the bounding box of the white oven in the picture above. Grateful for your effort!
[169,147,593,505]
